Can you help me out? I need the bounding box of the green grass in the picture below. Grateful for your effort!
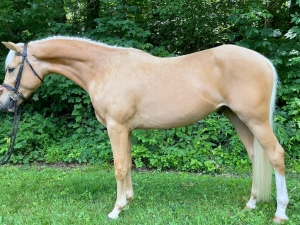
[0,165,299,225]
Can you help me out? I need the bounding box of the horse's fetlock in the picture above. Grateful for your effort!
[277,196,289,206]
[126,190,134,201]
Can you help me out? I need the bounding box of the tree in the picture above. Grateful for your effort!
[0,0,299,167]
[86,0,100,30]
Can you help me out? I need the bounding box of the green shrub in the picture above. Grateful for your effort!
[0,0,299,173]
[1,110,298,173]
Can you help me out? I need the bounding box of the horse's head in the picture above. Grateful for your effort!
[0,42,44,112]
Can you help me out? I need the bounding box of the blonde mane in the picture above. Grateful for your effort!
[4,36,125,70]
[31,36,124,49]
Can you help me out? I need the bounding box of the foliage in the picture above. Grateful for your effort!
[0,0,299,172]
[132,114,248,172]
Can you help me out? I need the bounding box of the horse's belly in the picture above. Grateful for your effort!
[133,101,217,129]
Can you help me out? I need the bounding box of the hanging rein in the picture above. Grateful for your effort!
[0,43,44,165]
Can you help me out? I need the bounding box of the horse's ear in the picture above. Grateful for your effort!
[2,42,23,53]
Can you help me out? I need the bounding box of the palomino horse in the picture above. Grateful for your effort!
[0,37,289,222]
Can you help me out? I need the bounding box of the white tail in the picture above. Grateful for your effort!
[253,58,277,202]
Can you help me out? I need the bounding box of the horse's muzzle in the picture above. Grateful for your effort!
[0,98,16,113]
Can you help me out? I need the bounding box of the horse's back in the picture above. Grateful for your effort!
[91,44,274,130]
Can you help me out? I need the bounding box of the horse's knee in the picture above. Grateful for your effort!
[114,167,128,180]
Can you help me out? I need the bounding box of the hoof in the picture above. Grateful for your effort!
[108,210,120,221]
[108,216,117,221]
[108,213,119,221]
[273,216,287,224]
[243,205,254,211]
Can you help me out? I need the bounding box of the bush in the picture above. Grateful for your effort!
[0,0,299,173]
[1,110,298,173]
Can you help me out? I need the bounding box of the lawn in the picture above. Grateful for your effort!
[0,165,299,225]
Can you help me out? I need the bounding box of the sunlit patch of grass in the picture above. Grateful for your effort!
[0,165,299,224]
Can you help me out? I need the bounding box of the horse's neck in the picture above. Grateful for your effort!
[31,39,113,91]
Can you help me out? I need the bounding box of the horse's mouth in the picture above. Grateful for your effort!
[0,100,15,113]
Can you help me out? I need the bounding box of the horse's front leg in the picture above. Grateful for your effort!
[107,122,133,220]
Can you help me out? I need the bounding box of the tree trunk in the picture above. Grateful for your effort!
[86,0,100,30]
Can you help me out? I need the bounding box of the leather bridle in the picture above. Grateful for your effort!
[2,43,44,103]
[0,43,44,165]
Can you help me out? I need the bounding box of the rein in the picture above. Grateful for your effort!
[0,43,43,165]
[0,106,21,165]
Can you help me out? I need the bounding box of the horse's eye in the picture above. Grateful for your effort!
[7,68,15,73]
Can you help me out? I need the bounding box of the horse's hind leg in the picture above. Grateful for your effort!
[226,108,289,222]
[125,132,134,202]
[247,121,289,222]
[224,109,258,209]
[224,109,254,159]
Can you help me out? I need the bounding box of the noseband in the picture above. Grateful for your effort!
[2,43,44,103]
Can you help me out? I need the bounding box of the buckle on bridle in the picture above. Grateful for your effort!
[8,91,21,101]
